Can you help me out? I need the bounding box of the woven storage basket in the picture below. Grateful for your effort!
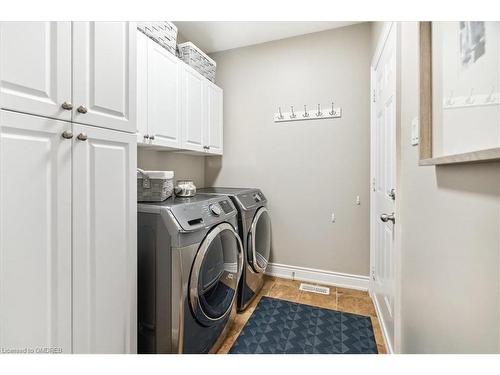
[137,21,178,55]
[178,42,216,82]
[137,169,174,202]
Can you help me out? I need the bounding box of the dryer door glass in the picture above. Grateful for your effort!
[189,223,243,326]
[248,207,271,273]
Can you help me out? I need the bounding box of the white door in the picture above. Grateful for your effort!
[0,22,72,121]
[0,110,72,353]
[136,31,149,144]
[371,23,397,353]
[72,124,136,353]
[148,38,181,148]
[72,22,136,133]
[204,82,223,155]
[181,66,204,152]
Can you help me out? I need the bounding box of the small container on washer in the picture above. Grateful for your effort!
[137,169,174,202]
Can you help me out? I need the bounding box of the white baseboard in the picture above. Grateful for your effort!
[265,263,369,291]
[369,290,394,354]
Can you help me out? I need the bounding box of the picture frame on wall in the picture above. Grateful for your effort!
[419,21,500,165]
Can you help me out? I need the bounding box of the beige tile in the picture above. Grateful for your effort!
[337,294,377,317]
[377,344,387,354]
[336,287,369,298]
[298,290,337,310]
[370,316,385,347]
[267,283,301,303]
[267,276,301,288]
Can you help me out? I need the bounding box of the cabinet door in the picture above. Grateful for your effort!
[181,66,205,152]
[205,82,223,155]
[72,22,137,133]
[0,22,72,121]
[136,31,149,144]
[72,124,136,353]
[0,110,72,353]
[148,38,181,148]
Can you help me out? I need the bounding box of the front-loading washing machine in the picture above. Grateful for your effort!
[137,194,243,353]
[198,188,271,311]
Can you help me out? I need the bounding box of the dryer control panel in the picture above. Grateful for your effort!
[236,190,267,210]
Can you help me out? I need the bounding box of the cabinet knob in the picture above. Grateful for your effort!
[77,105,88,114]
[143,134,150,140]
[77,133,88,141]
[61,130,73,139]
[149,135,155,140]
[61,101,73,110]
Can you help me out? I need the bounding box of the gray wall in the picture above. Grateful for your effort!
[206,23,372,276]
[137,150,205,188]
[397,22,500,353]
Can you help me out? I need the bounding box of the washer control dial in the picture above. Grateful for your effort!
[209,204,222,216]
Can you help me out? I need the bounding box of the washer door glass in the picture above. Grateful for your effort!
[189,223,243,326]
[248,207,271,273]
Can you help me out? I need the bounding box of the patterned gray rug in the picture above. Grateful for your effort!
[229,296,378,354]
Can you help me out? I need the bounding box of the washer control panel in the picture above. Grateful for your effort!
[209,203,222,216]
[168,196,237,231]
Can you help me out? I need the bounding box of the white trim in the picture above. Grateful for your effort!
[265,263,369,291]
[369,21,401,354]
[369,290,394,354]
[371,22,393,68]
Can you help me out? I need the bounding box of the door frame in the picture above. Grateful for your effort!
[369,21,402,354]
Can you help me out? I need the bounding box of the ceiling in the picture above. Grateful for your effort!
[174,21,361,54]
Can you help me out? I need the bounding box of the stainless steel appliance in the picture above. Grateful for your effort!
[137,194,243,353]
[198,188,271,311]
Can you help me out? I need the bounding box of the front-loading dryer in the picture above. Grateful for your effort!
[198,188,271,311]
[137,194,243,353]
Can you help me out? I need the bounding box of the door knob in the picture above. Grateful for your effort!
[61,101,73,110]
[380,212,395,224]
[77,133,88,141]
[77,105,88,114]
[61,130,73,139]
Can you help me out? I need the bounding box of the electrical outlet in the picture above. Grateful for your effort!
[331,212,336,223]
[411,117,419,146]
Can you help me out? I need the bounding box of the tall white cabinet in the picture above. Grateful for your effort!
[72,22,137,133]
[0,111,72,353]
[0,22,137,354]
[72,124,136,353]
[0,22,72,121]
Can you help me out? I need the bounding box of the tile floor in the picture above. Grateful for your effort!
[217,276,387,354]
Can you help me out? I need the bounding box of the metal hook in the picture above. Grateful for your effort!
[329,102,335,116]
[466,88,475,104]
[290,105,296,119]
[316,104,322,117]
[278,106,284,120]
[302,105,309,118]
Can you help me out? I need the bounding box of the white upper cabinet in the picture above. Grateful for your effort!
[136,31,149,142]
[136,33,223,155]
[0,110,72,353]
[0,22,72,121]
[181,65,205,153]
[147,37,181,148]
[72,124,136,353]
[205,81,223,155]
[73,22,137,133]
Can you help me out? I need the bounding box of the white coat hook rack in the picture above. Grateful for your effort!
[274,101,342,123]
